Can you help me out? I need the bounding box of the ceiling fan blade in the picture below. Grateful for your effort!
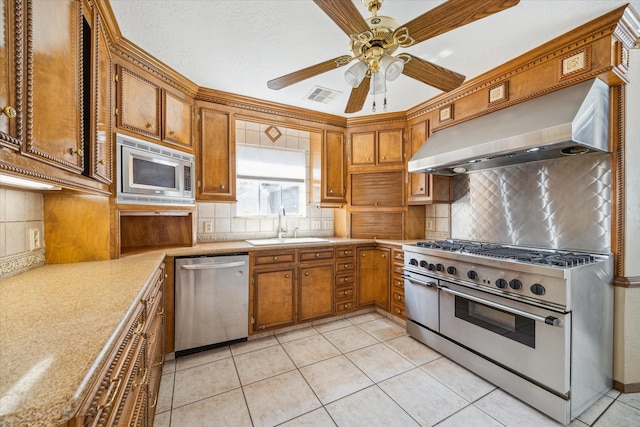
[344,77,371,114]
[267,55,353,90]
[402,54,465,92]
[399,0,520,45]
[313,0,371,37]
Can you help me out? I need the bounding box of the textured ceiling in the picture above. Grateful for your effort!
[108,0,640,118]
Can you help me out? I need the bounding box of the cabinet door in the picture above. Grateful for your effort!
[26,0,84,173]
[0,0,22,149]
[198,107,235,201]
[117,65,161,139]
[298,263,334,322]
[350,131,375,166]
[357,247,389,309]
[323,130,346,203]
[377,128,404,165]
[253,268,296,331]
[164,90,193,149]
[89,13,112,183]
[409,121,428,199]
[351,171,404,207]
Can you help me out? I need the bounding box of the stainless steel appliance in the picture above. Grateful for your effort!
[175,253,249,356]
[403,239,613,425]
[116,133,195,205]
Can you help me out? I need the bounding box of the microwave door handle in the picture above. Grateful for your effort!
[180,261,247,270]
[402,275,437,288]
[438,286,561,327]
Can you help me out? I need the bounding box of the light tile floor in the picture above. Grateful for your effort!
[153,312,640,427]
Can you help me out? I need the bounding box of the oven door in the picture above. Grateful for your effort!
[403,271,439,332]
[439,280,570,395]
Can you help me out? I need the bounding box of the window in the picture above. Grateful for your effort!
[236,145,306,216]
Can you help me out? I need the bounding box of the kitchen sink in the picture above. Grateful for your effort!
[245,237,329,246]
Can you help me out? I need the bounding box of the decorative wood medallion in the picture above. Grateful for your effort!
[265,125,282,142]
[560,47,592,79]
[438,104,454,123]
[488,81,509,105]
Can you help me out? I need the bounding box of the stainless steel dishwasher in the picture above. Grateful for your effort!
[175,253,249,356]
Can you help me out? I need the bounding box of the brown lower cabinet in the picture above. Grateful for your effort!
[69,264,165,427]
[356,246,390,310]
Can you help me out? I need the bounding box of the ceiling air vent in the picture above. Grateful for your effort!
[305,86,342,104]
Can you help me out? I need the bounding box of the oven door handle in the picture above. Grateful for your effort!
[402,275,437,288]
[438,286,561,327]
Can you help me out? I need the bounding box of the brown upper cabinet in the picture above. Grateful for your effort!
[116,65,194,150]
[197,106,235,202]
[350,128,404,168]
[0,0,22,149]
[407,120,451,204]
[311,129,347,205]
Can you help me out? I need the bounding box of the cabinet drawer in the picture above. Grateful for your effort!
[299,248,334,261]
[336,247,355,258]
[336,261,355,272]
[392,263,404,276]
[142,265,164,318]
[391,303,406,319]
[335,273,355,286]
[335,285,355,301]
[392,277,404,290]
[335,301,355,313]
[392,249,404,262]
[392,290,404,304]
[254,251,296,265]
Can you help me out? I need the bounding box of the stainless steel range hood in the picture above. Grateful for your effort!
[408,78,610,175]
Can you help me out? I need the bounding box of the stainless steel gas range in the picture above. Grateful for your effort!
[403,239,614,425]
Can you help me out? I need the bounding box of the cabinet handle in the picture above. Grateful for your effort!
[147,332,157,346]
[315,253,320,257]
[153,354,165,367]
[169,130,176,136]
[97,377,122,410]
[382,254,386,258]
[305,272,310,276]
[396,308,402,314]
[344,304,349,309]
[329,189,333,193]
[362,253,366,257]
[344,290,349,295]
[343,277,349,282]
[374,203,379,206]
[69,148,83,156]
[145,122,153,129]
[220,184,225,189]
[1,106,17,118]
[285,274,290,278]
[419,187,424,191]
[273,256,278,261]
[98,159,105,165]
[157,306,165,316]
[149,392,159,409]
[133,368,148,390]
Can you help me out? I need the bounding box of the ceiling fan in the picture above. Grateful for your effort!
[267,0,520,114]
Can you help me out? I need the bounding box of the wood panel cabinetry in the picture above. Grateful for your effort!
[0,0,23,148]
[335,246,356,314]
[72,264,165,427]
[323,130,347,203]
[351,171,404,207]
[197,107,235,201]
[390,246,406,319]
[298,248,335,322]
[408,120,451,204]
[350,128,404,167]
[356,246,390,310]
[251,251,296,332]
[116,65,193,149]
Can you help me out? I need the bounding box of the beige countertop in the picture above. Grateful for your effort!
[0,252,165,427]
[0,238,418,426]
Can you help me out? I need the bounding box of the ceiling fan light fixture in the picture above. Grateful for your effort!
[379,54,404,81]
[369,71,386,95]
[344,60,368,88]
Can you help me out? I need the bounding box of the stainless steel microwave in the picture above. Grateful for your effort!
[116,134,195,205]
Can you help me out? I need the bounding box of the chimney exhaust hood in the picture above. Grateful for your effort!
[408,78,610,175]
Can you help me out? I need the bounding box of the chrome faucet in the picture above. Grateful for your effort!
[277,207,286,238]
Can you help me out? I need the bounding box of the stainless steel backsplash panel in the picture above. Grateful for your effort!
[451,154,611,253]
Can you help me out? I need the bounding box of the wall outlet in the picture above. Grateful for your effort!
[29,228,41,250]
[311,220,321,230]
[204,221,213,233]
[426,220,435,231]
[323,220,333,229]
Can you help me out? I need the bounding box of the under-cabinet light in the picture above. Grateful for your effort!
[0,173,61,190]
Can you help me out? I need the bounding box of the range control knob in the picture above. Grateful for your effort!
[531,283,546,295]
[496,278,508,289]
[467,270,478,280]
[427,263,436,271]
[509,279,523,290]
[447,266,457,275]
[409,258,418,266]
[419,260,428,268]
[436,263,445,272]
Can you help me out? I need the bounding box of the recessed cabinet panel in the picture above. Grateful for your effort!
[298,263,334,322]
[198,108,235,201]
[323,130,346,203]
[27,0,83,172]
[0,0,22,148]
[351,131,375,166]
[253,269,296,331]
[164,91,193,148]
[409,121,428,199]
[351,171,404,207]
[350,212,404,239]
[118,66,161,139]
[91,14,112,183]
[357,247,390,309]
[377,128,404,165]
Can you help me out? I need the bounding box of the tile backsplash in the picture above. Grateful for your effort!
[197,120,336,242]
[425,203,451,241]
[0,187,45,278]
